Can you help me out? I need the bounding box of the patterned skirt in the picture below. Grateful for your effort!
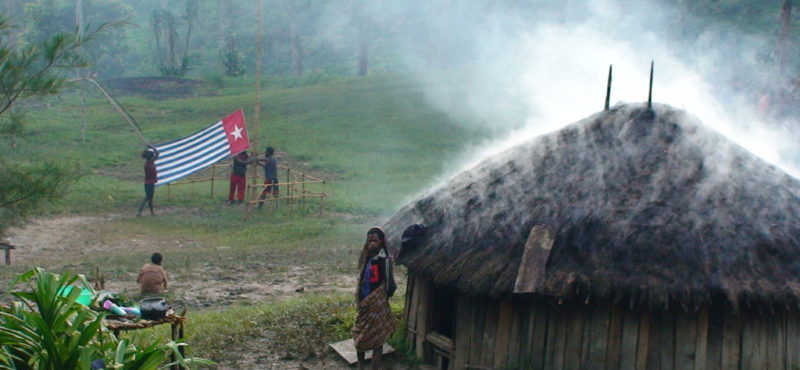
[352,283,395,351]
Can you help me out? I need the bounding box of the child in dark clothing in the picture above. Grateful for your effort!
[137,146,159,216]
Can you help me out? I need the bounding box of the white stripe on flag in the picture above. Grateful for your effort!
[153,122,230,186]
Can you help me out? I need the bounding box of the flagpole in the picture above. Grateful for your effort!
[253,0,264,152]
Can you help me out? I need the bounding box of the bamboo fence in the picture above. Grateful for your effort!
[160,159,327,216]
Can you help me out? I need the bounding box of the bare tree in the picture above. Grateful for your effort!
[778,0,792,75]
[355,0,369,76]
[289,0,304,75]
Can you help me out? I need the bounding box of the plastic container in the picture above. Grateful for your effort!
[57,286,94,306]
[102,300,126,316]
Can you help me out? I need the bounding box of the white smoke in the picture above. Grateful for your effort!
[381,0,800,179]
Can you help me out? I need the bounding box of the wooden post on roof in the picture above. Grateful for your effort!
[647,61,654,110]
[605,64,613,110]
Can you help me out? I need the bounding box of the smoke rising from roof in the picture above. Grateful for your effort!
[332,0,799,183]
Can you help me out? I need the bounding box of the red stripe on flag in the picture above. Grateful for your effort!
[221,109,250,155]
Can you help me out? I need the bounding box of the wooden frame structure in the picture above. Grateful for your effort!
[0,242,15,265]
[105,308,188,370]
[244,164,326,217]
[404,275,800,370]
[160,159,326,215]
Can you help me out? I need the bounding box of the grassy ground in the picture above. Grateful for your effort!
[1,74,487,367]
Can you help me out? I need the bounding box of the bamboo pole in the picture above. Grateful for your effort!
[210,165,215,197]
[252,0,264,150]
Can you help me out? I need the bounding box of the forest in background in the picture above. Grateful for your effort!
[2,0,798,82]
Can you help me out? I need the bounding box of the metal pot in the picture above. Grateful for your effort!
[139,298,170,320]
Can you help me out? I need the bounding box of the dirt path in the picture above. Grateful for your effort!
[4,212,359,307]
[4,213,415,369]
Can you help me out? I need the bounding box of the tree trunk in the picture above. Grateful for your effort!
[356,1,369,76]
[289,0,303,75]
[75,0,84,39]
[779,0,792,75]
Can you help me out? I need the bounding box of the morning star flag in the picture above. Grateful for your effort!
[153,110,250,185]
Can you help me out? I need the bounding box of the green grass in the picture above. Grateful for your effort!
[1,74,488,367]
[4,75,483,216]
[126,293,409,367]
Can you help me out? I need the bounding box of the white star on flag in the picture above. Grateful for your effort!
[229,125,244,140]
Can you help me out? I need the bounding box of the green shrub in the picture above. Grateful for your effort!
[0,268,212,369]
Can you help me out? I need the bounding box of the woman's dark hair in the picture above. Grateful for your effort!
[151,252,163,265]
[141,149,155,160]
[367,227,385,242]
[265,146,275,156]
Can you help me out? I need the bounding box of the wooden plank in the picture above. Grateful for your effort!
[619,309,640,370]
[675,310,698,369]
[581,303,593,367]
[693,308,709,370]
[481,300,500,368]
[787,309,800,369]
[453,295,472,370]
[407,276,420,344]
[543,304,560,370]
[636,312,650,370]
[552,306,568,370]
[563,305,586,370]
[427,332,454,353]
[704,306,723,370]
[519,299,534,360]
[494,300,514,369]
[507,300,524,365]
[415,279,430,360]
[468,298,487,368]
[765,312,783,370]
[721,312,742,369]
[657,310,676,370]
[606,304,623,369]
[513,225,554,293]
[740,312,762,369]
[530,301,549,368]
[587,302,611,370]
[404,275,415,326]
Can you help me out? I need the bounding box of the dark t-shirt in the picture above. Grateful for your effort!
[144,161,157,184]
[263,157,278,181]
[232,153,249,176]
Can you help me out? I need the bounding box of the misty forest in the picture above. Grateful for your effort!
[3,0,800,369]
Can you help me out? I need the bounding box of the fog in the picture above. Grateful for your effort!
[332,0,799,182]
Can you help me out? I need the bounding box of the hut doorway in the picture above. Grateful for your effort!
[426,284,457,369]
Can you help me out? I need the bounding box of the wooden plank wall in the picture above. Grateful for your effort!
[405,276,800,369]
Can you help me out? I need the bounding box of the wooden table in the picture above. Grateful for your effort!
[105,311,187,370]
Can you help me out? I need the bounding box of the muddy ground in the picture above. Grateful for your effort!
[4,212,414,369]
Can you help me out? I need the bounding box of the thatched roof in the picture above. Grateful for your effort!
[384,103,800,308]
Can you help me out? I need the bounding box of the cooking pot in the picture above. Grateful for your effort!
[139,298,170,320]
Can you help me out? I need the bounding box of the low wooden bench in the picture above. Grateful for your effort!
[0,243,15,265]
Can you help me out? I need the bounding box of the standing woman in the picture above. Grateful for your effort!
[137,146,159,216]
[353,227,396,370]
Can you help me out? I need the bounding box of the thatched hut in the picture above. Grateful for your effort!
[384,103,800,369]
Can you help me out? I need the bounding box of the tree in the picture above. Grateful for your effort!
[151,0,197,76]
[218,0,244,77]
[21,0,133,77]
[0,15,102,239]
[354,0,369,76]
